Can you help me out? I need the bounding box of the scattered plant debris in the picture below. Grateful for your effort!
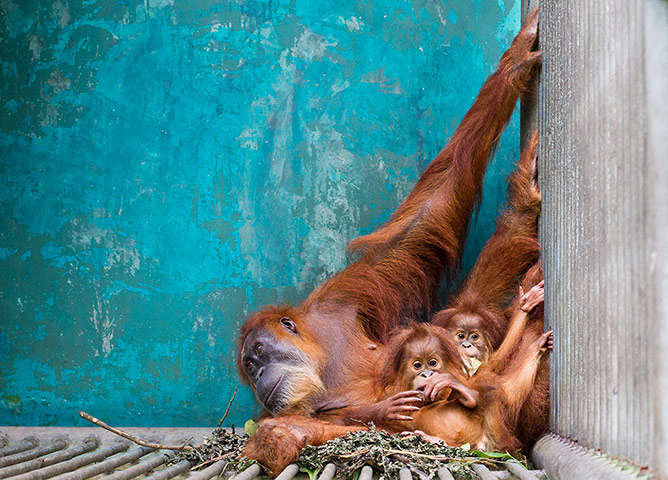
[298,427,474,480]
[80,402,529,478]
[170,424,528,479]
[170,427,250,471]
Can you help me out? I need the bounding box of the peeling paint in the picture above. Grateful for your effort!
[0,0,521,427]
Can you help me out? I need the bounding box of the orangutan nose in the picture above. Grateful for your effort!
[461,341,473,349]
[419,370,434,378]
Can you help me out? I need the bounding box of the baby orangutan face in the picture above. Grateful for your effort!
[446,313,491,365]
[399,335,451,393]
[389,326,477,408]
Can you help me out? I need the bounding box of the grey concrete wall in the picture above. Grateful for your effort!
[532,0,668,476]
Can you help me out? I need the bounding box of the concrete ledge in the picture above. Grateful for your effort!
[532,433,653,480]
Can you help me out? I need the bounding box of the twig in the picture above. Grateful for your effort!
[78,411,194,451]
[333,446,484,464]
[337,449,370,458]
[79,388,240,452]
[217,387,238,429]
[384,449,477,463]
[192,452,236,471]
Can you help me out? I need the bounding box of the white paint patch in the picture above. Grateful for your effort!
[331,80,350,95]
[361,67,406,95]
[70,219,108,249]
[101,310,114,356]
[104,242,142,275]
[91,291,114,357]
[52,1,71,28]
[192,314,216,347]
[150,0,174,9]
[70,219,142,275]
[299,123,359,284]
[236,127,260,150]
[28,34,44,61]
[291,28,336,62]
[339,16,363,32]
[92,291,101,331]
[434,3,447,26]
[46,70,71,94]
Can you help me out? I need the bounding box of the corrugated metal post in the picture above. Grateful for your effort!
[524,1,668,478]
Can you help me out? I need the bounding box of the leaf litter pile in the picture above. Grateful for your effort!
[79,407,529,479]
[79,401,528,478]
[297,428,476,479]
[170,427,251,472]
[171,423,529,479]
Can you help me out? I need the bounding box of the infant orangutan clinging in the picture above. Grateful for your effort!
[379,282,550,452]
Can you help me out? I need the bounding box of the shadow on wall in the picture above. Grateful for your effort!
[0,0,521,427]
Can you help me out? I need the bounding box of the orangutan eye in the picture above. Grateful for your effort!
[245,360,254,371]
[471,333,479,341]
[279,317,297,333]
[428,358,438,367]
[254,343,263,355]
[457,333,465,340]
[413,361,423,369]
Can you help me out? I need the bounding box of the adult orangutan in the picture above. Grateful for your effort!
[239,10,541,473]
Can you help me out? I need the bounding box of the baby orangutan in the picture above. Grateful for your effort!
[380,282,551,452]
[450,280,544,377]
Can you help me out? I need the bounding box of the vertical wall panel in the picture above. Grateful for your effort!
[646,1,668,475]
[537,0,668,475]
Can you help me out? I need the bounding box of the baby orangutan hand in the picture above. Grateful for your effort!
[420,372,478,408]
[519,280,544,312]
[370,390,423,423]
[536,330,554,355]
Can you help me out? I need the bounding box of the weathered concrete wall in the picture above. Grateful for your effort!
[0,1,523,427]
[537,0,668,476]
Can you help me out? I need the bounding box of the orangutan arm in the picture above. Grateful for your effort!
[489,281,544,371]
[243,416,366,474]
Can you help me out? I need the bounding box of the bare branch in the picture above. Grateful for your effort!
[78,411,193,451]
[79,388,240,452]
[217,387,238,429]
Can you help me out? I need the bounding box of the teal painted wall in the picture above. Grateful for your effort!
[0,0,520,427]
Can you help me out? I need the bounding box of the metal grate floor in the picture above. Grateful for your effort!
[0,427,548,480]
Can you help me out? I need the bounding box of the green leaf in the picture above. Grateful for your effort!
[299,465,321,480]
[470,450,521,463]
[244,419,259,437]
